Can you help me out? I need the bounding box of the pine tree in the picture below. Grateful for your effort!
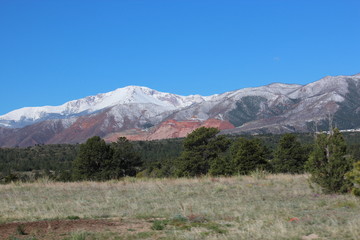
[72,136,112,181]
[105,137,142,178]
[72,136,143,180]
[306,128,353,193]
[175,127,230,177]
[272,134,308,173]
[230,138,268,175]
[209,154,233,176]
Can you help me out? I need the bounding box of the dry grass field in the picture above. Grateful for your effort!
[0,174,359,240]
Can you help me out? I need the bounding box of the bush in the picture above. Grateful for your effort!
[345,161,360,196]
[306,129,353,193]
[2,173,19,184]
[151,220,167,230]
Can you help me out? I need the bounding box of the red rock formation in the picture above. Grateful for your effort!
[104,118,235,142]
[202,118,236,130]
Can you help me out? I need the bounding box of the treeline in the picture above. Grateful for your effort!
[146,127,311,178]
[0,144,78,173]
[0,140,182,173]
[0,138,184,182]
[1,129,360,195]
[141,127,359,195]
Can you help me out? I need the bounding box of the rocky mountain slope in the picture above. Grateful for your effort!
[0,86,209,128]
[1,73,360,147]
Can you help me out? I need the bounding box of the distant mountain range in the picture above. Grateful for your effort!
[1,73,360,147]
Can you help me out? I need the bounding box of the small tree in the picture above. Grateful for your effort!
[272,134,308,173]
[230,138,268,175]
[175,127,230,177]
[72,136,112,181]
[345,161,360,196]
[306,128,353,193]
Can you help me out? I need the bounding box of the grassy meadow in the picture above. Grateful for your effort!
[1,174,360,240]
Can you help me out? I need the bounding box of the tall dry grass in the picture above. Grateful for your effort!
[1,174,359,239]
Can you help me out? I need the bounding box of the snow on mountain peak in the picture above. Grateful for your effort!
[1,74,358,129]
[0,85,207,127]
[289,75,350,99]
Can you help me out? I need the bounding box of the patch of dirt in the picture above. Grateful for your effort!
[0,218,152,239]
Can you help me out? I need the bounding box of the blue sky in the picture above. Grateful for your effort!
[0,0,359,115]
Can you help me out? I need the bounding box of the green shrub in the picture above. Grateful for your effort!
[345,161,360,196]
[170,214,188,223]
[151,220,167,230]
[3,173,19,184]
[306,129,353,193]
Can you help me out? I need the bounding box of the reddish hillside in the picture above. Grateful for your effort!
[47,111,120,144]
[104,119,235,142]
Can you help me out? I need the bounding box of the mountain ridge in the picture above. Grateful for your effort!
[0,85,209,128]
[1,73,360,147]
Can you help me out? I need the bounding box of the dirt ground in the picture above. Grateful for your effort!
[0,218,152,239]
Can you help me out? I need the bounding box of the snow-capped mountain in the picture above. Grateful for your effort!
[1,73,360,147]
[0,86,208,128]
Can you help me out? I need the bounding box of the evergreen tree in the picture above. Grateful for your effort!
[105,137,142,179]
[175,127,230,177]
[272,134,308,173]
[209,154,233,176]
[345,161,360,196]
[306,129,353,193]
[230,138,268,175]
[72,136,112,181]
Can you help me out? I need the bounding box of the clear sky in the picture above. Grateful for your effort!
[1,0,359,115]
